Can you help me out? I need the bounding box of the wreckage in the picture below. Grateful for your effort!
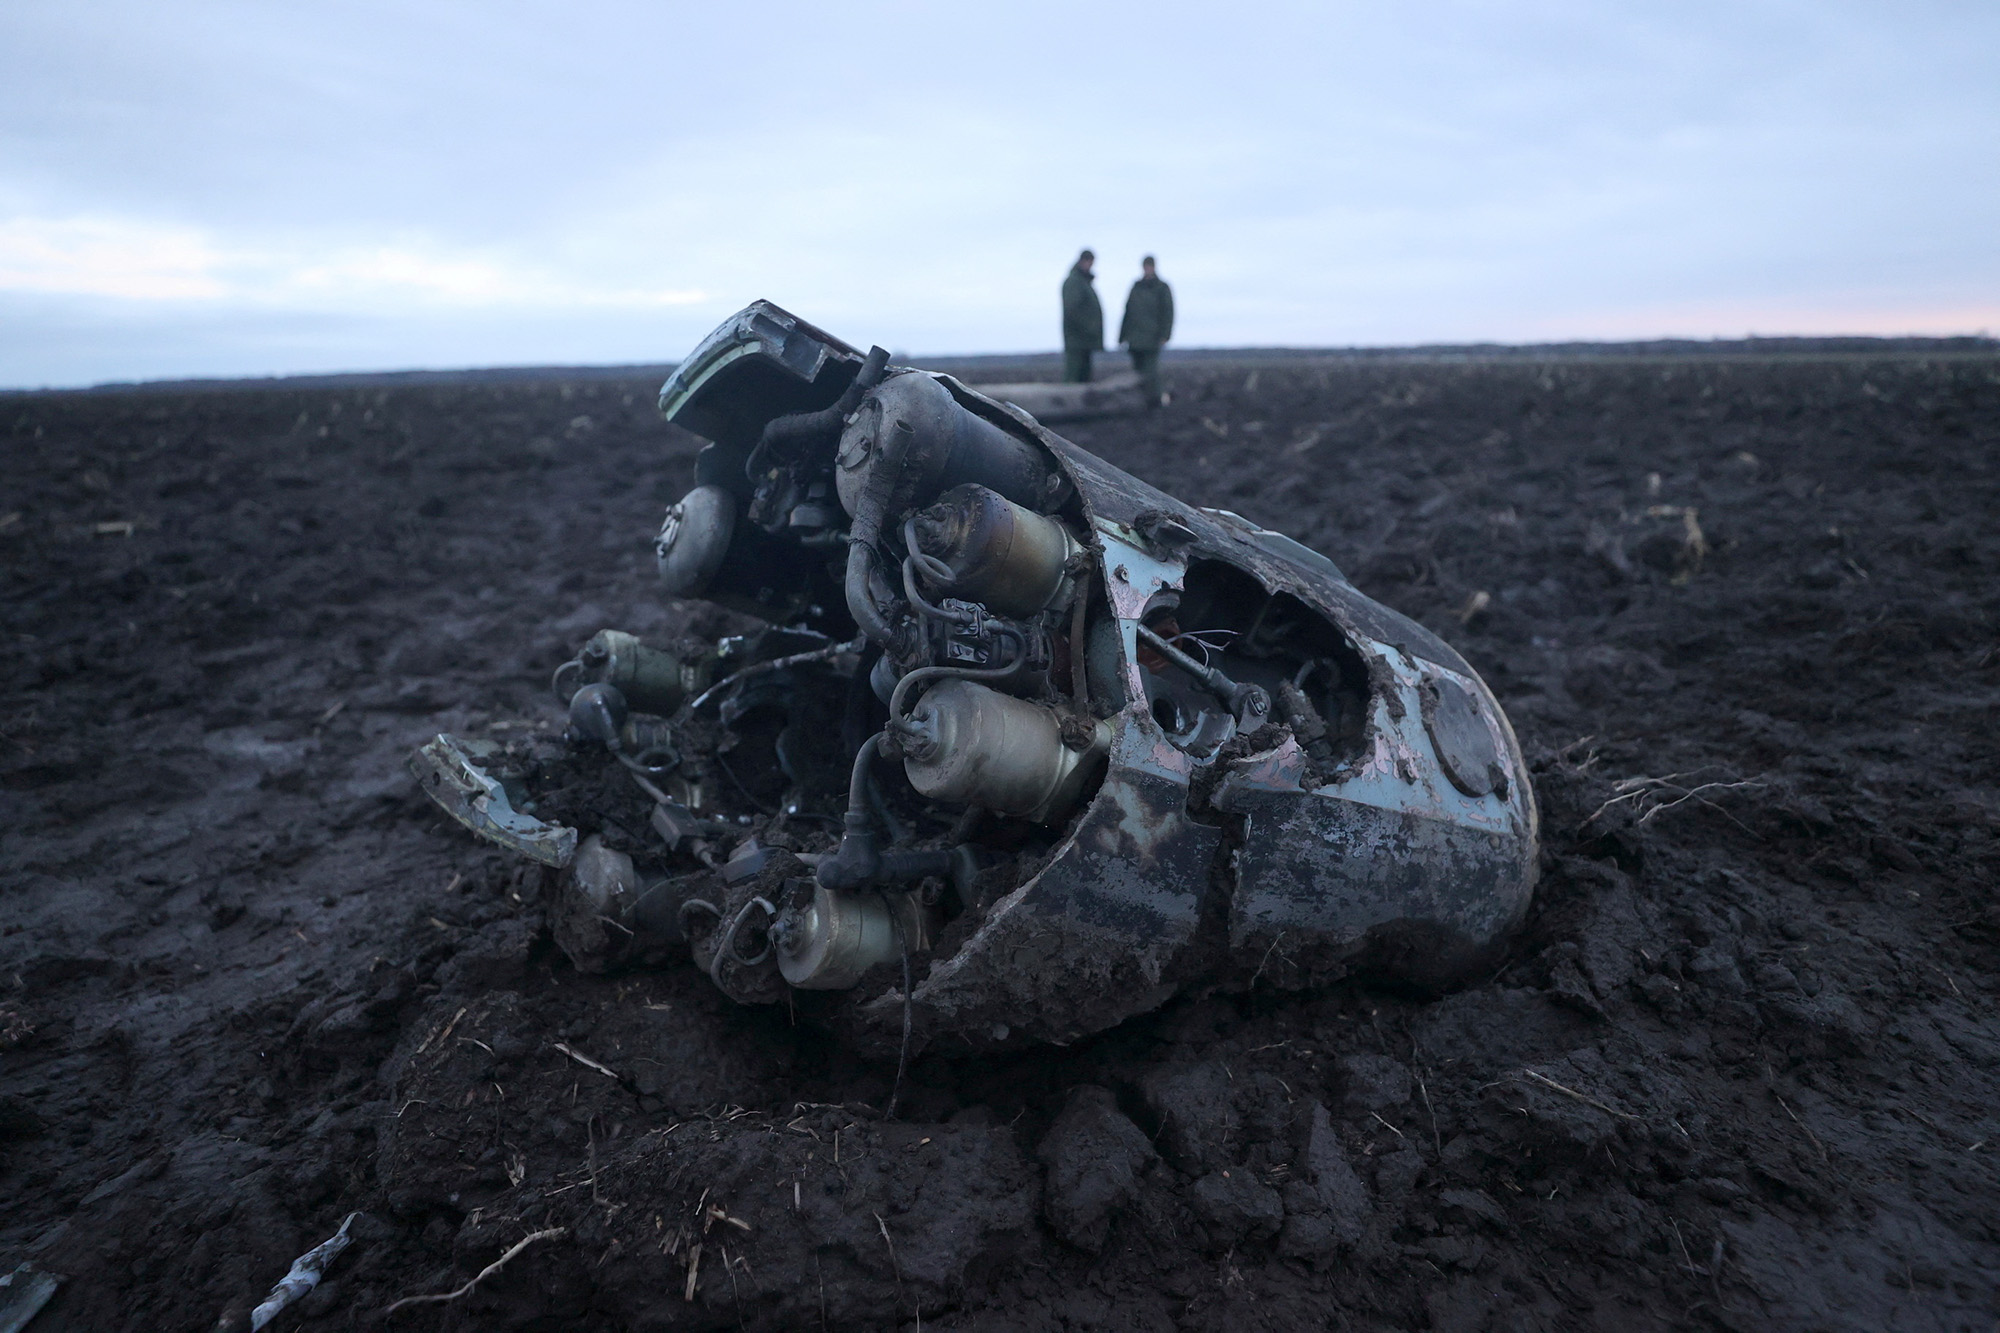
[412,301,1538,1054]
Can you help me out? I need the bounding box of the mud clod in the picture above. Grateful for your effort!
[1332,1052,1412,1116]
[1190,1168,1284,1248]
[1276,1102,1370,1262]
[1036,1085,1156,1253]
[1140,1060,1241,1175]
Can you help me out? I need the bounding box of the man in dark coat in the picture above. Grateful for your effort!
[1061,249,1103,383]
[1119,255,1174,406]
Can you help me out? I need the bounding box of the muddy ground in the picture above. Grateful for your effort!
[3,343,1997,1331]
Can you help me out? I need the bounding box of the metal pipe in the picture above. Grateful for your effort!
[1136,623,1271,724]
[678,635,864,717]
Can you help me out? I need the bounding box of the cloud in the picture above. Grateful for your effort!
[275,245,706,310]
[1,1,1994,385]
[0,214,706,310]
[0,216,227,300]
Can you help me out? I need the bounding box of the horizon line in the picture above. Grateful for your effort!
[6,331,1998,396]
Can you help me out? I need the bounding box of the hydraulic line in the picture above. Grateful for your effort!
[1136,623,1271,723]
[743,346,890,483]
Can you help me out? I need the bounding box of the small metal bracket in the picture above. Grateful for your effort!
[408,734,577,868]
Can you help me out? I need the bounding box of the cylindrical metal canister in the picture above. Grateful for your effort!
[777,885,932,990]
[572,629,714,715]
[910,484,1076,618]
[834,372,1052,519]
[655,484,737,598]
[900,679,1109,823]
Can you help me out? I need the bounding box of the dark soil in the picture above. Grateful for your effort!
[3,348,1998,1331]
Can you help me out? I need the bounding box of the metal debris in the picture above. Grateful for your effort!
[246,1211,360,1331]
[412,300,1539,1053]
[0,1264,61,1333]
[409,734,577,868]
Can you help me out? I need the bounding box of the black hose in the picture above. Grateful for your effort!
[866,767,909,846]
[846,731,884,820]
[901,515,959,589]
[745,346,891,482]
[709,896,778,998]
[818,735,886,891]
[843,412,918,647]
[678,898,723,936]
[843,641,885,758]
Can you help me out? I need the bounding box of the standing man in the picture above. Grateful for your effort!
[1061,249,1103,383]
[1119,255,1174,407]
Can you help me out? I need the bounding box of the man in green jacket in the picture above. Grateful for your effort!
[1119,255,1174,407]
[1061,249,1103,383]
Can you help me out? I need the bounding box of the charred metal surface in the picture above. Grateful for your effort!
[854,717,1220,1054]
[1213,706,1535,994]
[1043,435,1481,682]
[414,301,1539,1053]
[658,301,865,457]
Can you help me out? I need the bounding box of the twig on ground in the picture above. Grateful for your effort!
[1554,735,1600,769]
[587,1117,605,1214]
[721,1240,744,1329]
[383,1227,565,1316]
[1516,1069,1642,1122]
[874,1212,904,1311]
[553,1042,622,1080]
[1415,1066,1443,1157]
[1583,770,1765,832]
[1249,931,1290,990]
[1669,1217,1701,1277]
[1773,1092,1829,1163]
[416,1006,467,1056]
[706,1204,752,1233]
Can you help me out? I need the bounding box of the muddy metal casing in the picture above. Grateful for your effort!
[847,380,1534,1052]
[656,303,1537,1054]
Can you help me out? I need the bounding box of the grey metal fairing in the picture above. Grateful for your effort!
[848,728,1218,1051]
[822,374,1537,1054]
[473,302,1543,1056]
[658,302,864,457]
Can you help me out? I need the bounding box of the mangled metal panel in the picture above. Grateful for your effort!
[414,300,1537,1054]
[409,735,577,868]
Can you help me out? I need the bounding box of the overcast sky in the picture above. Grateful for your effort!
[2,0,1995,387]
